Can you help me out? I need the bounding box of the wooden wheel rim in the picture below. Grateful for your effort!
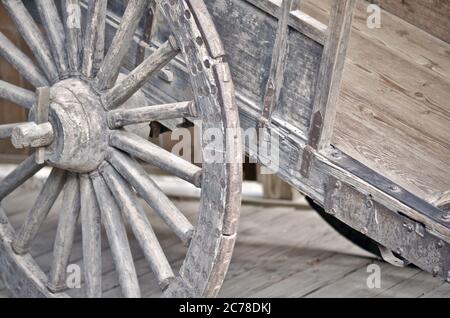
[0,0,242,298]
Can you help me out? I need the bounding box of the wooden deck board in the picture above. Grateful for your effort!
[1,187,448,298]
[302,0,450,204]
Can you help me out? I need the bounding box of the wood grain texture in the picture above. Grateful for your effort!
[95,0,148,90]
[0,122,25,140]
[2,186,449,298]
[205,0,322,135]
[107,101,196,129]
[100,163,175,290]
[370,0,450,45]
[110,130,202,188]
[47,174,80,292]
[91,172,141,298]
[0,80,35,109]
[106,149,194,245]
[309,0,356,151]
[79,175,102,298]
[35,0,69,77]
[82,0,107,78]
[0,31,49,87]
[1,0,59,82]
[0,154,43,201]
[12,168,66,255]
[62,0,82,74]
[102,38,179,110]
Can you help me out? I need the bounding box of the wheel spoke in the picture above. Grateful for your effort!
[48,174,80,293]
[82,0,107,78]
[107,149,194,245]
[110,130,202,187]
[0,122,26,140]
[0,80,35,109]
[0,32,49,87]
[36,0,68,76]
[62,0,82,73]
[108,101,197,129]
[100,162,175,289]
[91,171,141,298]
[12,168,66,255]
[0,154,44,201]
[2,0,59,82]
[103,38,180,110]
[94,0,148,91]
[79,174,102,298]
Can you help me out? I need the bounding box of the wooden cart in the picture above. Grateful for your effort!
[0,0,448,297]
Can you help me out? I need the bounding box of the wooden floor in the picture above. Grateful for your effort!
[302,0,450,205]
[0,186,448,298]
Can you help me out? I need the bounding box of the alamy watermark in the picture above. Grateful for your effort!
[163,120,280,175]
[366,264,381,289]
[367,4,382,29]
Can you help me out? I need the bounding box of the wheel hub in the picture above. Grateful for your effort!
[46,78,108,173]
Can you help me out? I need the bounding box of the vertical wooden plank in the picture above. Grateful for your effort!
[79,174,102,298]
[260,0,296,126]
[306,0,356,152]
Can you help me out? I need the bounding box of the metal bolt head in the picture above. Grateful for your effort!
[432,267,440,277]
[406,224,414,233]
[441,213,450,221]
[335,181,342,190]
[365,199,374,209]
[331,152,341,159]
[389,185,400,192]
[437,241,444,249]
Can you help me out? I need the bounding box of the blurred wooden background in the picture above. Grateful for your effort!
[0,5,31,162]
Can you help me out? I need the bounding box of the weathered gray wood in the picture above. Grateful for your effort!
[0,208,69,298]
[79,175,102,298]
[0,154,44,201]
[47,174,80,293]
[0,32,49,87]
[260,0,295,125]
[100,163,175,290]
[82,0,107,78]
[309,0,356,151]
[108,101,196,129]
[12,169,66,255]
[62,0,82,73]
[1,0,59,82]
[205,0,323,135]
[91,172,141,298]
[11,122,54,149]
[34,86,51,165]
[107,149,194,244]
[110,130,202,187]
[0,122,26,140]
[35,0,69,77]
[103,38,179,110]
[95,0,148,90]
[242,0,327,44]
[0,80,35,109]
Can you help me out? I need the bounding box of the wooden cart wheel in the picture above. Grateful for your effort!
[0,0,242,298]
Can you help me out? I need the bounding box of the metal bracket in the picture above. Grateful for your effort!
[325,176,450,281]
